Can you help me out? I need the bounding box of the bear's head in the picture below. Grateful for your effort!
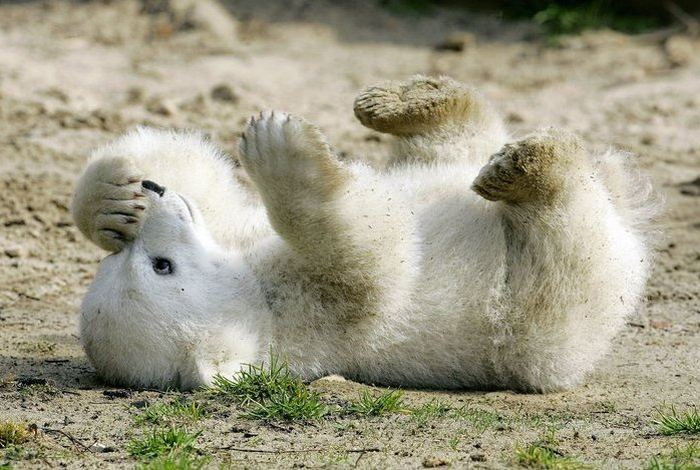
[80,182,262,389]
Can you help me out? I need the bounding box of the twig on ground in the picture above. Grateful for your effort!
[41,427,92,453]
[216,446,382,454]
[354,451,368,467]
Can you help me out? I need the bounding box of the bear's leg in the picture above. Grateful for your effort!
[353,75,506,167]
[472,129,651,392]
[240,111,416,319]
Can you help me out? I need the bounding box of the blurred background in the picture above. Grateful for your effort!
[1,1,699,468]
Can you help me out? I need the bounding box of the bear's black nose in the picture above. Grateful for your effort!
[142,180,165,197]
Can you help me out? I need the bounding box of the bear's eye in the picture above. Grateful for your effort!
[152,257,173,275]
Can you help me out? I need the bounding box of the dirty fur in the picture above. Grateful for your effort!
[72,76,657,392]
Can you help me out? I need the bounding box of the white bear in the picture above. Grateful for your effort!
[72,76,657,392]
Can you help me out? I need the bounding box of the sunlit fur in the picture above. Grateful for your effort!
[72,76,657,392]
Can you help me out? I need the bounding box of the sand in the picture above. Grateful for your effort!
[1,1,698,468]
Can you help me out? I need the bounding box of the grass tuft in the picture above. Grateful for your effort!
[206,355,299,405]
[515,444,589,469]
[411,399,451,425]
[645,443,699,470]
[515,430,590,469]
[138,453,209,470]
[0,423,30,449]
[135,400,206,426]
[127,428,200,461]
[205,355,326,421]
[348,389,405,416]
[654,406,700,436]
[243,387,327,421]
[453,405,502,431]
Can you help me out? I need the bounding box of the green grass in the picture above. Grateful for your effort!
[411,399,451,425]
[135,400,206,426]
[243,385,328,421]
[515,445,589,469]
[138,453,209,470]
[0,444,40,468]
[16,383,61,400]
[645,443,699,470]
[514,430,590,469]
[129,398,209,468]
[453,405,503,431]
[0,423,29,449]
[348,389,405,416]
[654,406,700,436]
[127,428,201,461]
[205,355,327,421]
[532,2,658,37]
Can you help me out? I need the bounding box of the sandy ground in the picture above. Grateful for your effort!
[0,1,698,468]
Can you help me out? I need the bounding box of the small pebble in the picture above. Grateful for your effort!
[664,35,694,67]
[211,84,238,103]
[146,98,177,117]
[4,248,21,258]
[103,390,131,399]
[89,443,115,453]
[422,457,449,467]
[435,32,475,52]
[126,87,144,104]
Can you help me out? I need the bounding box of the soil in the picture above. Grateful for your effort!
[0,1,698,468]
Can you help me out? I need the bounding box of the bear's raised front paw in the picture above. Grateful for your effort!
[239,111,347,199]
[472,128,586,203]
[73,157,149,251]
[353,75,482,135]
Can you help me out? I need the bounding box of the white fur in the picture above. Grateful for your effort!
[72,89,656,393]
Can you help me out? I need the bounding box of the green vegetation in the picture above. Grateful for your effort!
[128,427,207,469]
[654,406,700,435]
[348,389,405,416]
[645,443,700,470]
[515,445,589,469]
[138,453,210,470]
[531,2,659,36]
[129,397,209,468]
[16,382,61,400]
[205,355,327,421]
[128,428,200,459]
[243,385,328,421]
[514,430,590,469]
[135,400,206,426]
[453,405,503,432]
[379,0,664,37]
[411,399,451,424]
[0,423,29,449]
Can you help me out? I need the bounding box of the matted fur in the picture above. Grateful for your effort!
[72,76,657,392]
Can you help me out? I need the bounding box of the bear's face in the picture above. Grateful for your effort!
[102,186,222,306]
[80,186,235,388]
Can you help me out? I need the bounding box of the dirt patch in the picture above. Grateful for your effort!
[1,1,698,468]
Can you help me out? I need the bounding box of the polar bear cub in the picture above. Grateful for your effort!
[72,76,657,392]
